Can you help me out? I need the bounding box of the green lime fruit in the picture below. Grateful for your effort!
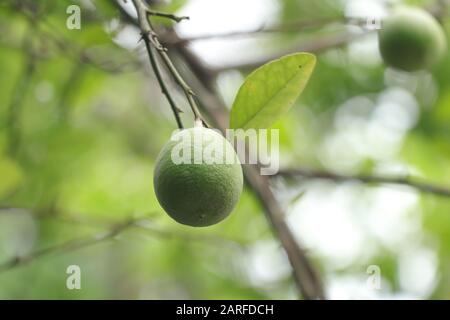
[378,7,447,72]
[153,127,243,227]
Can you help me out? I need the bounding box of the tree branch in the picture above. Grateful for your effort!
[115,1,352,84]
[0,219,135,273]
[131,0,206,125]
[166,17,346,45]
[276,168,450,198]
[167,32,326,299]
[142,29,184,128]
[213,30,373,73]
[116,3,326,299]
[147,10,189,23]
[0,210,244,273]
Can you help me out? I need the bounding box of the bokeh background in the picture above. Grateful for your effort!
[0,0,449,299]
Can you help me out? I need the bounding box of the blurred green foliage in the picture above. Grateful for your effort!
[0,0,449,299]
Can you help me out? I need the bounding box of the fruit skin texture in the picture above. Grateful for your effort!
[153,127,243,227]
[378,7,447,72]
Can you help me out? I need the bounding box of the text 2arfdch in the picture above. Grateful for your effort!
[176,304,275,317]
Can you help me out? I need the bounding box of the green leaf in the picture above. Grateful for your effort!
[230,52,316,130]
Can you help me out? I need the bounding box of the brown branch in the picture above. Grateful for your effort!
[201,2,447,73]
[166,17,344,45]
[169,33,325,299]
[148,44,184,129]
[213,30,373,73]
[132,0,206,125]
[116,2,326,299]
[276,168,450,198]
[114,0,183,128]
[147,10,189,23]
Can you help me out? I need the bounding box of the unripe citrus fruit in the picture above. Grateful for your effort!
[153,127,243,227]
[378,7,447,71]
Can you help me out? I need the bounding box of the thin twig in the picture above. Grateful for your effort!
[167,17,346,45]
[213,30,373,73]
[137,0,189,22]
[0,220,135,273]
[119,3,371,76]
[142,30,184,128]
[148,10,189,23]
[0,209,246,273]
[277,168,450,198]
[116,0,183,127]
[132,0,205,124]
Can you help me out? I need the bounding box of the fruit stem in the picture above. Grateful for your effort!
[194,119,204,128]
